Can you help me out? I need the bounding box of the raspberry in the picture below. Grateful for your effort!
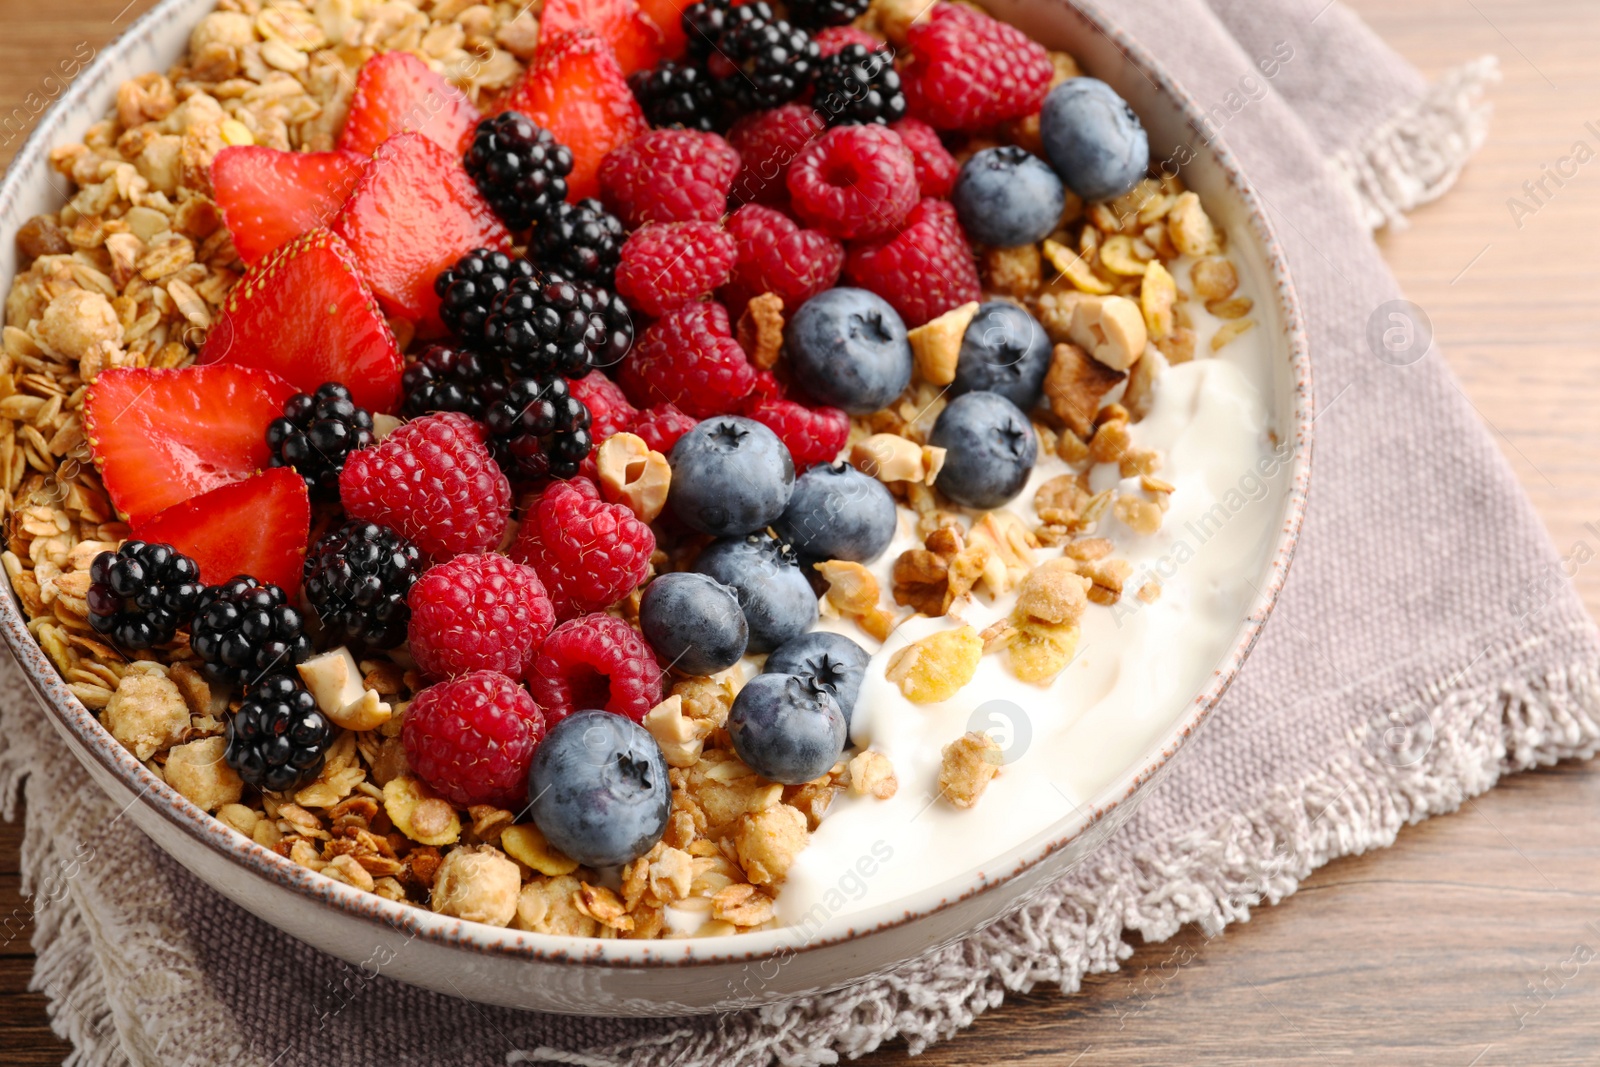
[786,124,918,240]
[339,412,512,560]
[570,370,639,441]
[727,103,825,207]
[615,221,739,318]
[891,117,958,199]
[899,3,1053,132]
[618,301,756,417]
[630,403,699,454]
[598,129,741,228]
[721,204,843,311]
[528,614,664,725]
[843,197,981,327]
[407,553,556,681]
[510,477,655,619]
[740,395,849,469]
[402,670,546,808]
[812,25,879,56]
[747,367,785,400]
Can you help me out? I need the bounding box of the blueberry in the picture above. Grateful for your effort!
[527,710,670,868]
[764,631,871,728]
[952,146,1065,249]
[771,461,898,564]
[692,533,818,654]
[638,572,748,675]
[727,673,847,784]
[785,288,913,415]
[928,391,1037,509]
[950,301,1052,410]
[1039,78,1149,203]
[668,416,795,537]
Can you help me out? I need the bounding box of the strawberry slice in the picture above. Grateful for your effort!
[332,132,511,334]
[542,0,667,75]
[132,468,310,595]
[84,364,298,525]
[211,146,367,267]
[200,228,403,413]
[498,31,650,202]
[635,0,691,58]
[337,51,482,158]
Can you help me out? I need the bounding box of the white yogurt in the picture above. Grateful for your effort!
[772,251,1294,926]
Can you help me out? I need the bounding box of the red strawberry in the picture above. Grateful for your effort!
[210,147,366,267]
[497,31,650,203]
[332,132,510,334]
[541,0,667,75]
[131,468,310,594]
[635,0,692,58]
[200,228,403,413]
[337,51,482,158]
[84,364,298,525]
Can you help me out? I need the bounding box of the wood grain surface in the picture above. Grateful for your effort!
[3,0,1599,1063]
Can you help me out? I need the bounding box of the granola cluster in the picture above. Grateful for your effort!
[1,0,1255,925]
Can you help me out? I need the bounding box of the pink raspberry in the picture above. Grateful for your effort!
[900,4,1053,132]
[814,26,883,57]
[741,395,850,470]
[891,117,958,199]
[598,129,741,228]
[747,367,785,400]
[509,477,654,619]
[727,103,826,208]
[569,371,638,441]
[340,412,511,561]
[615,221,738,318]
[407,553,555,682]
[618,301,756,418]
[529,614,664,725]
[630,403,699,455]
[787,125,918,240]
[845,197,981,327]
[402,670,545,808]
[721,204,843,312]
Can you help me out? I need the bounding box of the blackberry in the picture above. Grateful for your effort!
[784,0,869,29]
[813,44,906,126]
[266,383,374,502]
[302,521,422,650]
[629,60,725,133]
[531,198,625,286]
[706,3,819,113]
[485,272,630,379]
[86,541,204,650]
[483,376,593,483]
[402,343,497,419]
[224,672,331,792]
[191,576,313,688]
[465,112,574,231]
[684,0,738,59]
[435,247,538,346]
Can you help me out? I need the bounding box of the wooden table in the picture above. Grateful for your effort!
[4,1,1599,1063]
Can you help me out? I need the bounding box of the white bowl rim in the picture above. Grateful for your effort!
[0,0,1314,972]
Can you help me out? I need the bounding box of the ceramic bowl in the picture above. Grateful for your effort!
[0,0,1312,1015]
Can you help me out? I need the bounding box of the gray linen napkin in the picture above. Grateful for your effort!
[5,2,1593,1066]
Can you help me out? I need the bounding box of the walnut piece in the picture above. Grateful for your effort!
[939,732,1002,809]
[1043,342,1125,438]
[736,292,785,370]
[906,300,978,386]
[430,846,520,927]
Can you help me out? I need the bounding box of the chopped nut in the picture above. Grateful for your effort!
[938,732,1002,808]
[907,300,978,386]
[816,560,895,641]
[103,670,189,761]
[851,433,944,485]
[644,695,707,769]
[163,737,244,812]
[382,776,461,846]
[736,292,785,370]
[846,750,898,799]
[1043,342,1124,438]
[885,626,982,704]
[966,510,1036,596]
[1121,347,1163,420]
[1013,559,1090,628]
[1190,256,1239,301]
[1081,558,1133,606]
[892,547,952,616]
[1070,295,1148,372]
[429,846,520,927]
[596,432,671,523]
[1089,417,1133,465]
[732,803,809,885]
[298,647,392,731]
